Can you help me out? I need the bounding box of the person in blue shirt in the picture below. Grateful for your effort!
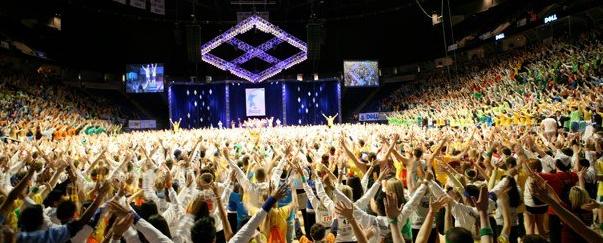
[227,183,249,229]
[16,181,111,243]
[0,169,110,243]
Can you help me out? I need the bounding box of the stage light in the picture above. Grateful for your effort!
[201,15,307,83]
[313,73,319,80]
[297,74,303,81]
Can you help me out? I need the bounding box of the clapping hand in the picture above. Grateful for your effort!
[429,196,451,212]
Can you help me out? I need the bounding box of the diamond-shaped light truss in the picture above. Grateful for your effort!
[201,15,307,83]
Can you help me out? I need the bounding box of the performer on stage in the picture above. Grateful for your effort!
[322,113,338,128]
[169,118,182,133]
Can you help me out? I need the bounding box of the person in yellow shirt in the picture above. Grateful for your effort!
[170,118,182,133]
[322,113,338,128]
[583,106,593,122]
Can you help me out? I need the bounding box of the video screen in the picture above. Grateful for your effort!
[245,88,266,117]
[343,61,379,87]
[125,64,165,93]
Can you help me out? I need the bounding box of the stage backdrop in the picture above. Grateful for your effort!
[168,80,341,129]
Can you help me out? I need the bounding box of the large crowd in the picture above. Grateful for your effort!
[0,62,125,142]
[383,34,603,130]
[0,34,602,243]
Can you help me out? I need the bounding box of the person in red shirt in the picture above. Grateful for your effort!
[538,155,578,243]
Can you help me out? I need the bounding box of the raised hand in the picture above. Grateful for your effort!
[335,201,355,220]
[271,183,289,200]
[384,193,402,220]
[378,166,392,181]
[110,214,134,240]
[429,196,451,212]
[107,200,131,218]
[476,186,489,212]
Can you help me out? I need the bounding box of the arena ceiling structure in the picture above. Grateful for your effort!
[0,0,599,79]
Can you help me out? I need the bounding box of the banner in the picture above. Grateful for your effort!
[113,0,126,4]
[245,88,266,116]
[130,0,146,9]
[150,0,165,15]
[128,120,157,129]
[358,112,387,122]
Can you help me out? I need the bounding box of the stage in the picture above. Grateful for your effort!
[168,79,341,129]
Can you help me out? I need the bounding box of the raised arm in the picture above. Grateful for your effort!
[315,177,335,211]
[415,196,450,243]
[341,137,368,173]
[84,149,106,175]
[532,177,603,243]
[477,186,494,243]
[212,183,233,241]
[223,148,254,192]
[335,202,367,243]
[228,184,288,243]
[0,170,34,219]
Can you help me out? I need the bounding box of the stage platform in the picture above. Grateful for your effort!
[168,79,341,129]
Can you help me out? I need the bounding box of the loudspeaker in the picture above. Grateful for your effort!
[185,24,201,63]
[306,22,322,61]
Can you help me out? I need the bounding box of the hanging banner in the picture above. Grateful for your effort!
[359,112,387,122]
[113,0,126,4]
[130,0,146,9]
[150,0,165,15]
[128,120,157,129]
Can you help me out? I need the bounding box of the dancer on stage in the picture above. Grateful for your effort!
[322,113,338,128]
[169,118,182,133]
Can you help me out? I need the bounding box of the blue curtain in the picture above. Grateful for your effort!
[168,83,226,128]
[168,80,340,128]
[283,80,340,126]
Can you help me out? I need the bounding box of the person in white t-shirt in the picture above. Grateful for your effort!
[541,116,558,142]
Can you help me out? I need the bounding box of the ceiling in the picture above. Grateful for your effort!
[0,0,585,78]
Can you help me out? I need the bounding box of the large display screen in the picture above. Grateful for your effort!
[125,63,164,93]
[245,88,266,116]
[343,61,379,87]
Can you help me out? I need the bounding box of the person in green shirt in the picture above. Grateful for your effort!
[569,106,583,132]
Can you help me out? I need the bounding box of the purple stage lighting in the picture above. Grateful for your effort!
[201,15,308,83]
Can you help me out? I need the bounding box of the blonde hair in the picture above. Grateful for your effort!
[338,185,353,200]
[568,186,591,210]
[384,178,406,204]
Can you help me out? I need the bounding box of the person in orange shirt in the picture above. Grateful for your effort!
[298,224,336,243]
[262,184,298,243]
